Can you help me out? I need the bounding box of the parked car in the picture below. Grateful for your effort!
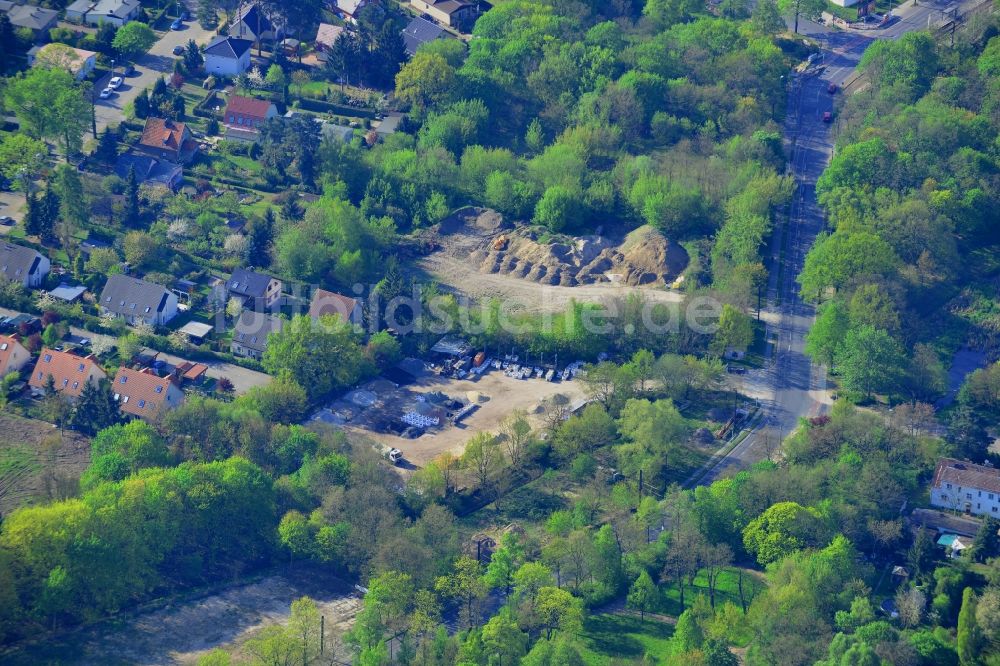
[122,64,136,76]
[170,18,183,30]
[822,111,833,123]
[180,10,191,19]
[99,87,113,99]
[827,82,837,94]
[109,76,123,89]
[172,44,184,55]
[726,365,747,375]
[0,216,13,226]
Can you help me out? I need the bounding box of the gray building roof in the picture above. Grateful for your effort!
[100,274,171,318]
[321,122,354,143]
[114,153,182,188]
[66,0,93,13]
[232,2,273,38]
[227,268,274,299]
[49,283,87,302]
[0,242,43,283]
[204,35,253,59]
[0,2,58,30]
[375,112,404,136]
[233,311,283,354]
[402,17,445,56]
[88,0,140,19]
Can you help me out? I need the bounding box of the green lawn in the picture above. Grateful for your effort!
[226,155,264,174]
[579,613,675,665]
[657,569,757,646]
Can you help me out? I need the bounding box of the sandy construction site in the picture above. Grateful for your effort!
[315,363,588,467]
[415,208,688,314]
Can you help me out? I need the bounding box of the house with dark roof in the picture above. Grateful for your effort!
[315,22,345,51]
[112,367,185,421]
[99,274,179,326]
[114,152,183,190]
[223,95,278,142]
[231,2,275,42]
[932,458,1000,517]
[135,118,197,165]
[204,35,253,76]
[309,288,362,327]
[0,335,31,378]
[231,311,283,360]
[409,0,481,29]
[65,0,94,22]
[0,1,59,37]
[226,268,282,310]
[0,242,50,288]
[28,348,106,398]
[402,16,446,56]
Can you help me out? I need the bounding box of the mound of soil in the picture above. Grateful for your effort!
[432,208,688,287]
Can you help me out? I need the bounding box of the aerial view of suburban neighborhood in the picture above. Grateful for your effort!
[0,0,998,662]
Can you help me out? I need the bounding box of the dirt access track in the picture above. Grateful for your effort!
[415,208,688,314]
[339,368,587,467]
[3,567,360,665]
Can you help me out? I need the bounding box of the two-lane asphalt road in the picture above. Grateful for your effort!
[686,0,989,486]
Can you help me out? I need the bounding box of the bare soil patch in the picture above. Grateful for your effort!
[335,369,587,467]
[3,567,360,666]
[0,412,90,516]
[416,208,687,313]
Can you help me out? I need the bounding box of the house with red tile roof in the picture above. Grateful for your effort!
[28,348,107,398]
[309,288,363,327]
[0,335,31,378]
[223,95,278,142]
[112,367,185,421]
[135,117,198,164]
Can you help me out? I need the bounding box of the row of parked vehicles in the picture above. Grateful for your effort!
[495,356,586,382]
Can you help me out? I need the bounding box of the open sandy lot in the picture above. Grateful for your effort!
[339,368,588,467]
[419,252,685,315]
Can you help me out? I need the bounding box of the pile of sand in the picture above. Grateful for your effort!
[470,228,687,288]
[425,208,688,287]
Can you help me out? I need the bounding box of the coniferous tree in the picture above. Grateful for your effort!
[23,190,41,237]
[123,166,140,228]
[96,127,119,163]
[281,196,302,222]
[246,208,275,268]
[71,378,120,436]
[39,185,60,245]
[0,14,13,72]
[133,88,150,119]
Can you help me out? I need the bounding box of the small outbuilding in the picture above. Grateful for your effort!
[177,321,214,344]
[48,283,87,303]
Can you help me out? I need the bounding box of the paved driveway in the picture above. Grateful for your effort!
[93,20,216,131]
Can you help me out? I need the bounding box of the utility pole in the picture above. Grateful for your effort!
[320,615,325,654]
